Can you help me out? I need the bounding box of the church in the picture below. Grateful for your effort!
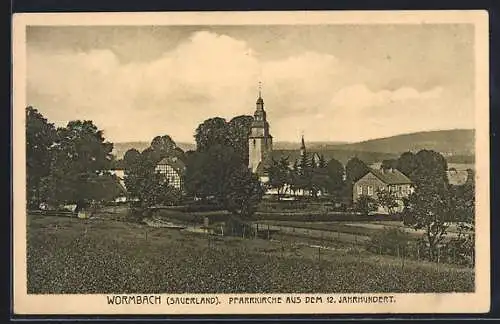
[248,89,273,175]
[247,89,323,196]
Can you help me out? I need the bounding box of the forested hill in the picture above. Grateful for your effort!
[329,129,474,156]
[112,129,475,164]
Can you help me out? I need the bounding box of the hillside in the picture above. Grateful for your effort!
[331,129,474,156]
[112,129,475,162]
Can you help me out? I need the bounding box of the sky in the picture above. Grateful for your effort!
[26,24,475,144]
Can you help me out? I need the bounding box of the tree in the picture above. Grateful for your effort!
[26,106,57,208]
[288,160,301,195]
[345,157,369,204]
[345,157,369,183]
[310,166,330,198]
[446,180,475,265]
[317,154,327,168]
[381,159,398,171]
[412,149,449,194]
[222,165,264,235]
[326,158,344,196]
[265,156,291,199]
[194,117,230,152]
[228,115,254,164]
[123,148,141,170]
[402,187,453,261]
[124,148,182,211]
[295,152,315,196]
[299,152,311,172]
[355,195,378,216]
[376,188,399,215]
[184,144,242,204]
[151,135,176,155]
[396,151,418,179]
[39,120,114,212]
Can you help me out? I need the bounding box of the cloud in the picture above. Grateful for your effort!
[331,84,443,109]
[27,30,470,143]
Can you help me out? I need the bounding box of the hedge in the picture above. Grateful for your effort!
[153,208,402,224]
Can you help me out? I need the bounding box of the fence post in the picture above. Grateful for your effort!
[417,245,420,261]
[267,224,270,240]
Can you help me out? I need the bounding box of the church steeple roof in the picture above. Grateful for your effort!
[300,134,306,150]
[256,81,264,106]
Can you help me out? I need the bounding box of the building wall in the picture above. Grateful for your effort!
[249,137,264,173]
[353,172,412,214]
[155,164,183,190]
[353,173,387,202]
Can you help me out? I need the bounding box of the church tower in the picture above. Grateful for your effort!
[248,85,273,173]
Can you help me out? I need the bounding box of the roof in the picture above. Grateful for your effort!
[363,168,413,185]
[157,156,186,174]
[255,157,273,176]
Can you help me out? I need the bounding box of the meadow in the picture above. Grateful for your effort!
[27,214,474,294]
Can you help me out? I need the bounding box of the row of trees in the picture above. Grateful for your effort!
[265,154,369,201]
[26,107,119,212]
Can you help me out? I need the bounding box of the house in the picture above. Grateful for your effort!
[155,156,186,190]
[353,167,413,213]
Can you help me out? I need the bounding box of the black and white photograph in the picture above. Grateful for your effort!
[13,11,490,315]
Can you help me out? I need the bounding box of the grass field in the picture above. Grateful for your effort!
[27,215,474,294]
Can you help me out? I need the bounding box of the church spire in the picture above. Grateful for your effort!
[300,133,306,157]
[256,81,264,106]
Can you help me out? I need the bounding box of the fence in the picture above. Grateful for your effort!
[248,223,474,269]
[29,210,77,218]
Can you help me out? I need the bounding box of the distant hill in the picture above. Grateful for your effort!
[112,129,475,163]
[330,129,474,156]
[270,149,398,166]
[272,141,348,150]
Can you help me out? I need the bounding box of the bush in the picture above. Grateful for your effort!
[367,227,412,257]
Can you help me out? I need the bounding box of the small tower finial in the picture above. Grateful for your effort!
[258,81,262,98]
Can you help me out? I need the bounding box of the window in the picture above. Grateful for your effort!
[253,139,256,146]
[367,185,374,196]
[357,185,363,195]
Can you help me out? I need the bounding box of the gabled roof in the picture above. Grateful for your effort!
[255,157,273,175]
[157,156,186,174]
[363,168,413,185]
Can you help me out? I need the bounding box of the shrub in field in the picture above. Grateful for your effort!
[126,208,148,223]
[367,227,412,257]
[443,224,475,267]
